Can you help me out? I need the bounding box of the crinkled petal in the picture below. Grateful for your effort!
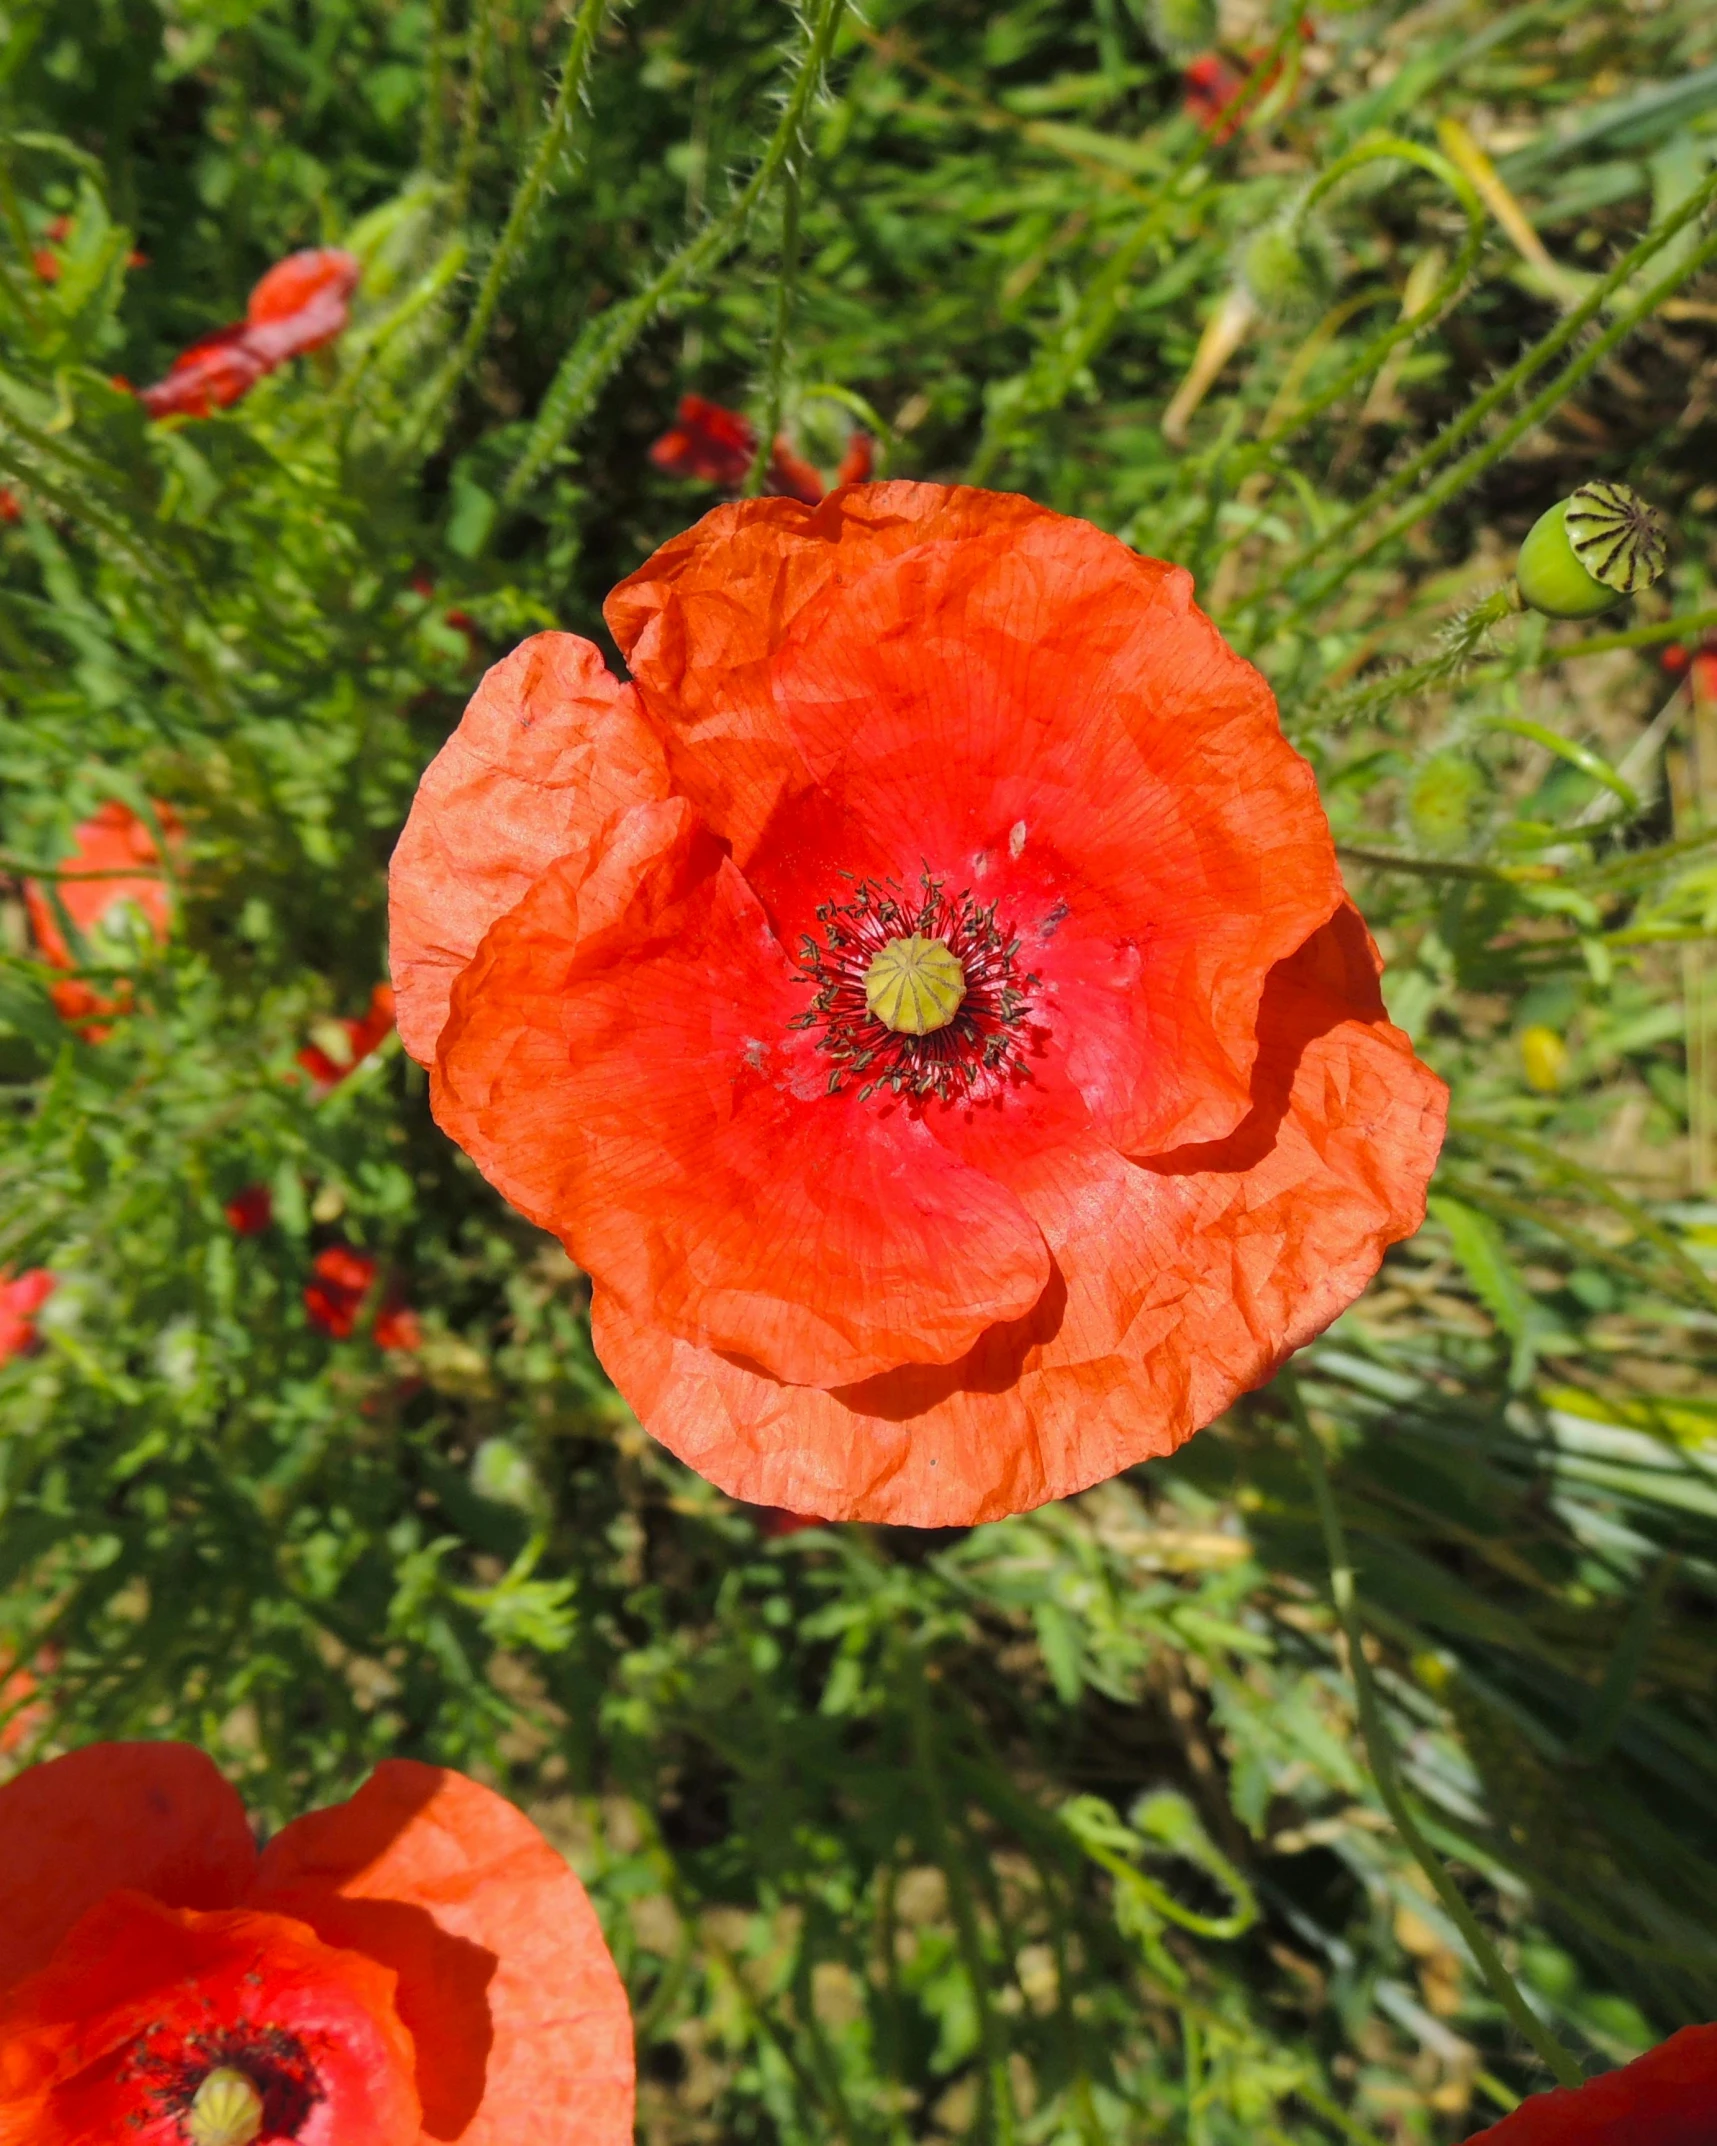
[432,798,1050,1386]
[252,1760,634,2146]
[0,1895,419,2146]
[0,1742,256,1996]
[389,632,670,1064]
[591,908,1446,1525]
[604,483,1047,862]
[1462,2025,1717,2146]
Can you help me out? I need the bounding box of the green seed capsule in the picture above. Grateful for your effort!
[1515,482,1668,619]
[1236,215,1335,323]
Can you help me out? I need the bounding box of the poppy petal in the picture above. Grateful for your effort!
[590,907,1446,1523]
[0,1743,256,1995]
[431,796,1052,1385]
[604,483,1050,863]
[23,801,179,971]
[252,1758,634,2146]
[1461,2023,1717,2145]
[0,1893,420,2144]
[243,246,361,365]
[389,632,670,1065]
[750,511,1342,1149]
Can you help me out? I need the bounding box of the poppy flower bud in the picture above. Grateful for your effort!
[1236,212,1336,322]
[1514,482,1668,619]
[187,2068,264,2146]
[1147,0,1218,58]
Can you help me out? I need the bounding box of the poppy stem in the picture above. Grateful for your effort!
[1282,1372,1585,2092]
[746,159,805,498]
[450,0,499,225]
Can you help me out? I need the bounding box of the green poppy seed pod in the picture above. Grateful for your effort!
[187,2070,264,2146]
[1146,0,1218,58]
[1236,214,1336,323]
[1515,482,1668,620]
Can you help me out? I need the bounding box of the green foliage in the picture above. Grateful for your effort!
[4,0,1717,2138]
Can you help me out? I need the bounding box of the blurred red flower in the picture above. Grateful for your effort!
[0,1742,634,2143]
[223,1184,273,1235]
[390,483,1446,1525]
[0,1271,55,1367]
[23,802,180,1037]
[137,246,360,420]
[649,394,873,505]
[304,1245,420,1349]
[1183,53,1247,140]
[1463,2024,1717,2145]
[0,489,21,523]
[296,980,396,1091]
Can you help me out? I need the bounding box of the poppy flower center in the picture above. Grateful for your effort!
[863,934,966,1034]
[794,875,1035,1102]
[121,2023,323,2142]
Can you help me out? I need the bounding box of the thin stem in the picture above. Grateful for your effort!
[450,0,499,224]
[408,0,618,455]
[421,0,452,173]
[505,0,848,503]
[747,160,804,494]
[1237,165,1717,627]
[1283,1373,1585,2090]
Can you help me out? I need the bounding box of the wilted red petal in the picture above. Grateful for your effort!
[252,1758,634,2144]
[137,324,268,418]
[223,1184,273,1234]
[1462,2025,1717,2145]
[388,632,670,1066]
[649,394,757,488]
[591,906,1445,1524]
[23,801,179,971]
[766,437,825,505]
[834,432,875,488]
[0,1893,420,2144]
[0,1743,255,1996]
[0,1269,56,1366]
[242,245,361,365]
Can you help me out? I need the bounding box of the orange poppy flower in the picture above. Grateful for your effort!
[24,802,180,1036]
[0,1741,634,2143]
[138,324,270,419]
[304,1246,420,1349]
[297,982,397,1091]
[1462,2024,1717,2144]
[138,248,360,418]
[389,483,1446,1525]
[0,1270,55,1368]
[649,394,872,505]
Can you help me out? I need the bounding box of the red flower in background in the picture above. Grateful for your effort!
[390,483,1446,1526]
[650,394,875,507]
[1462,2024,1717,2145]
[23,801,180,1036]
[0,1271,55,1368]
[296,981,397,1091]
[0,1653,51,1758]
[0,1742,635,2143]
[1183,53,1247,141]
[223,1184,273,1236]
[138,247,360,420]
[0,489,21,524]
[304,1246,420,1350]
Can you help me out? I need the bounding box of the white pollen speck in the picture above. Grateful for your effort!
[1008,820,1028,858]
[742,1039,768,1071]
[971,850,990,878]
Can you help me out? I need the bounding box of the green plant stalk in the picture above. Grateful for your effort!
[505,0,848,503]
[420,0,451,172]
[449,0,499,225]
[1238,165,1717,627]
[409,0,617,455]
[1283,1374,1585,2090]
[748,162,805,495]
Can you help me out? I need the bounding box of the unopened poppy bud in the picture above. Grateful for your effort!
[187,2069,264,2146]
[864,934,966,1035]
[1236,213,1335,322]
[1515,482,1668,619]
[1519,1025,1568,1094]
[1147,0,1217,58]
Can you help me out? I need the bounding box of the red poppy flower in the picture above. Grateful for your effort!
[834,431,876,488]
[766,438,827,507]
[0,1656,49,1757]
[24,801,180,1038]
[297,983,397,1091]
[242,246,361,366]
[138,324,270,419]
[0,488,21,524]
[1183,53,1248,140]
[0,1270,56,1368]
[304,1246,420,1350]
[223,1184,273,1236]
[389,484,1446,1525]
[1462,2024,1717,2145]
[0,1742,634,2143]
[650,394,758,488]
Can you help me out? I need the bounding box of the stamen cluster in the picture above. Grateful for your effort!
[793,875,1035,1101]
[122,2023,322,2141]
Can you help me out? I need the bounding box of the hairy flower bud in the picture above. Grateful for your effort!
[1236,213,1336,322]
[1514,482,1668,619]
[1146,0,1218,59]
